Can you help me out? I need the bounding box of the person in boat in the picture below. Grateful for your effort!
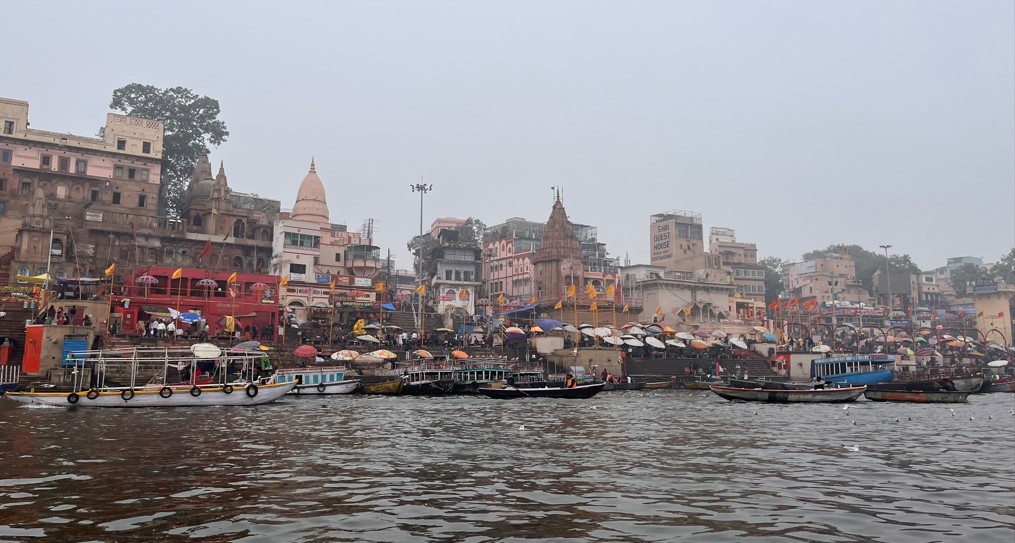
[564,373,576,388]
[601,368,609,381]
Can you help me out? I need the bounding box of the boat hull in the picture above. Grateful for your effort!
[709,385,866,403]
[863,390,970,403]
[824,369,893,386]
[477,382,605,399]
[361,379,405,395]
[643,379,675,390]
[4,382,294,408]
[684,379,725,390]
[603,382,645,391]
[403,380,455,396]
[290,380,361,395]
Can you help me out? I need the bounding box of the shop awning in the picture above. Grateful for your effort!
[502,303,539,316]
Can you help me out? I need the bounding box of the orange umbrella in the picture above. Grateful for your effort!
[530,325,544,334]
[451,350,469,360]
[690,339,710,350]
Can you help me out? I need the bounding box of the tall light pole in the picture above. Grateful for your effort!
[411,182,433,331]
[879,244,892,312]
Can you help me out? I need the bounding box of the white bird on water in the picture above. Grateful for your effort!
[843,405,850,411]
[518,425,526,431]
[851,420,856,426]
[844,444,860,452]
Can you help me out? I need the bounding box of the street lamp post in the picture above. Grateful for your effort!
[879,244,893,312]
[411,182,433,332]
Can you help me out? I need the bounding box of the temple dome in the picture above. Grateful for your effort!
[291,159,330,224]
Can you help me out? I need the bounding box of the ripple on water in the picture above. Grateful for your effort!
[0,391,1013,542]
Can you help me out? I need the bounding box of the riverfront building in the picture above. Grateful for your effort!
[270,160,381,323]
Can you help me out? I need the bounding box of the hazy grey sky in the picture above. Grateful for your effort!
[9,1,1014,271]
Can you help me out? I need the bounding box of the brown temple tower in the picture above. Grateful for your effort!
[532,190,585,304]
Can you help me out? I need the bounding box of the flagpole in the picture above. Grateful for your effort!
[106,272,114,336]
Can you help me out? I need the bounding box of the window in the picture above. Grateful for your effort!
[112,191,121,205]
[138,194,147,208]
[56,184,67,199]
[58,156,70,172]
[2,121,12,134]
[335,253,342,263]
[113,165,124,178]
[289,263,307,274]
[0,149,10,163]
[20,181,31,195]
[445,270,453,280]
[140,169,149,181]
[89,189,99,203]
[127,168,136,180]
[116,139,126,151]
[142,141,151,154]
[75,159,87,174]
[0,179,6,191]
[41,155,51,168]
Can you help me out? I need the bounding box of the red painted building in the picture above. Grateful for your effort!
[110,266,281,339]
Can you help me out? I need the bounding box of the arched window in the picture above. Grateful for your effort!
[232,220,245,238]
[232,256,244,269]
[192,214,203,227]
[55,184,68,199]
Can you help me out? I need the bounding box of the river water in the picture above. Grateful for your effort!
[1,390,1013,543]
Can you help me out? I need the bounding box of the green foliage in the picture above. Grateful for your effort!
[758,256,785,304]
[109,84,229,217]
[458,218,487,249]
[949,263,988,297]
[994,247,1015,284]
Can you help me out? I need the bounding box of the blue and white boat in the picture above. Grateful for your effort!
[810,355,895,386]
[276,366,361,395]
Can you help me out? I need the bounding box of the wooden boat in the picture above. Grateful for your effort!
[863,389,971,403]
[709,384,866,403]
[728,378,815,390]
[403,365,456,396]
[810,355,895,386]
[361,379,405,395]
[867,377,983,394]
[276,366,361,395]
[4,345,293,408]
[452,365,511,394]
[643,378,676,390]
[477,382,606,399]
[684,377,726,390]
[603,381,645,391]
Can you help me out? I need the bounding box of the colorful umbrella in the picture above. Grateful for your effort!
[368,349,398,360]
[762,333,777,342]
[530,325,544,334]
[711,330,728,338]
[331,350,359,361]
[451,350,469,360]
[897,347,914,356]
[135,275,158,285]
[916,348,938,357]
[178,311,202,324]
[694,330,710,338]
[233,340,261,351]
[503,326,526,340]
[196,278,217,287]
[413,349,434,359]
[690,339,710,350]
[293,344,318,358]
[662,325,677,333]
[249,282,270,294]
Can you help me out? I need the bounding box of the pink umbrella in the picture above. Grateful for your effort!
[293,344,318,358]
[196,278,217,300]
[249,282,270,294]
[694,330,710,338]
[135,274,158,298]
[439,294,455,302]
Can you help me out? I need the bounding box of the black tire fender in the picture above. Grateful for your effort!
[190,386,202,397]
[222,384,234,394]
[159,386,173,399]
[86,389,100,400]
[245,384,258,398]
[67,392,79,404]
[317,383,326,393]
[120,389,134,401]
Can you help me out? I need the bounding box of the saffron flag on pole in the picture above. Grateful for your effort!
[279,275,289,286]
[375,281,386,292]
[590,302,598,311]
[605,284,615,298]
[459,288,468,300]
[497,293,505,305]
[199,240,211,259]
[999,311,1006,318]
[329,277,336,291]
[684,306,692,317]
[171,268,183,280]
[566,284,576,298]
[655,305,663,315]
[416,284,426,295]
[622,304,629,313]
[554,300,563,310]
[528,296,537,304]
[104,263,116,277]
[227,272,238,285]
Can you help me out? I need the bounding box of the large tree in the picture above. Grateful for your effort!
[109,84,229,216]
[993,247,1015,285]
[758,256,786,305]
